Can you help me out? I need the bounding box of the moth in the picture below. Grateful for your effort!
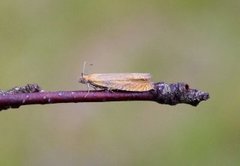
[79,72,154,92]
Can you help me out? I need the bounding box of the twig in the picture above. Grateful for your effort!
[0,83,209,111]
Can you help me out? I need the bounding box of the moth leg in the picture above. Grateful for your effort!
[92,86,98,90]
[84,83,91,98]
[107,87,115,93]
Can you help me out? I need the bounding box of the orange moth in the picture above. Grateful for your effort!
[79,63,154,92]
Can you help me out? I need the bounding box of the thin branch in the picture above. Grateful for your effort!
[0,83,209,111]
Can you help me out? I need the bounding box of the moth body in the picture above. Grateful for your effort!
[79,73,154,92]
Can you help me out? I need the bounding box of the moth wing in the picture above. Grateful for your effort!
[88,73,152,81]
[112,80,154,91]
[93,79,154,91]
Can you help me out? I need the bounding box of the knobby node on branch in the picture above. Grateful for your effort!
[0,82,209,111]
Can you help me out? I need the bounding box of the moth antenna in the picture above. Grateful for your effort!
[82,61,87,76]
[79,61,87,83]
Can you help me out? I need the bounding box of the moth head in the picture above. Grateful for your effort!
[79,61,92,84]
[79,72,87,84]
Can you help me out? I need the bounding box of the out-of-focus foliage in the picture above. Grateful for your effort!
[0,0,239,165]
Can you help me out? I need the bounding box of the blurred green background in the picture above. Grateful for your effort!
[0,0,239,165]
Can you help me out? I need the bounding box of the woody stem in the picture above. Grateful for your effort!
[0,83,209,111]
